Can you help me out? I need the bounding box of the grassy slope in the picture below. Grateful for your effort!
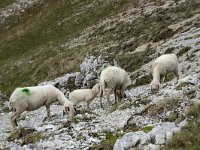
[0,0,135,95]
[0,0,199,97]
[1,1,200,149]
[0,0,15,8]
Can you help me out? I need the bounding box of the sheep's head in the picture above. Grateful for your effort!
[150,80,160,93]
[116,90,126,101]
[92,84,101,95]
[63,101,76,120]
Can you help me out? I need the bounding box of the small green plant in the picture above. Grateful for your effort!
[110,103,119,112]
[76,134,86,141]
[7,128,44,145]
[176,82,195,90]
[116,48,155,72]
[165,112,178,122]
[0,0,15,8]
[152,27,173,42]
[89,132,99,138]
[165,73,175,82]
[186,104,200,118]
[1,107,10,113]
[134,74,152,87]
[22,132,44,145]
[141,126,154,133]
[177,46,191,57]
[147,97,181,116]
[164,47,175,54]
[162,104,200,150]
[89,130,125,150]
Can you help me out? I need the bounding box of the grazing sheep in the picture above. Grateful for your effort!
[9,85,76,128]
[99,66,129,107]
[69,84,100,109]
[150,53,179,92]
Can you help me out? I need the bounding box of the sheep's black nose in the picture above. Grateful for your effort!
[63,110,66,116]
[151,88,158,93]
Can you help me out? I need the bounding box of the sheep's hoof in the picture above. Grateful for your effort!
[61,120,71,128]
[100,104,103,108]
[42,117,47,122]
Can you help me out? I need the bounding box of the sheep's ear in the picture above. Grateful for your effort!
[63,110,66,116]
[65,107,70,112]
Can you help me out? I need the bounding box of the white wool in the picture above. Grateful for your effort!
[99,66,129,107]
[150,53,179,92]
[9,85,75,128]
[69,84,100,109]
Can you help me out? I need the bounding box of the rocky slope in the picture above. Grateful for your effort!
[0,0,200,150]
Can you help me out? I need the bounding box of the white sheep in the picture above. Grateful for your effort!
[9,85,76,128]
[150,53,179,92]
[99,66,129,107]
[69,84,100,109]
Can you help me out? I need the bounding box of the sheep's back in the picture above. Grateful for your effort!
[9,85,56,111]
[153,54,178,71]
[100,67,127,87]
[69,89,93,102]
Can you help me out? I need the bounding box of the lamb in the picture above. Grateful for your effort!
[150,53,179,92]
[9,85,76,128]
[99,66,129,107]
[69,84,100,109]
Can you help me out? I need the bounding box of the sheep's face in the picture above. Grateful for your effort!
[150,81,160,93]
[116,90,126,101]
[92,84,101,94]
[63,102,76,120]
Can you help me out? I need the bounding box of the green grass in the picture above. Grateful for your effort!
[133,74,152,87]
[165,47,175,54]
[89,125,153,150]
[0,0,136,95]
[0,0,15,8]
[89,130,125,150]
[177,46,191,57]
[162,104,200,150]
[7,128,44,146]
[116,48,155,72]
[147,97,181,116]
[0,0,199,96]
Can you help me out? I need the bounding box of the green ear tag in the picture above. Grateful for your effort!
[21,88,31,95]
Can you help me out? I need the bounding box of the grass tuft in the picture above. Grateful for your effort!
[7,128,44,145]
[89,130,125,150]
[162,104,200,150]
[177,46,191,57]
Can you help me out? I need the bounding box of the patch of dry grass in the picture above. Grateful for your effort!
[146,97,181,116]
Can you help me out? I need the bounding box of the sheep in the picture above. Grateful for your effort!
[9,85,76,128]
[99,66,129,107]
[150,53,179,92]
[68,84,100,109]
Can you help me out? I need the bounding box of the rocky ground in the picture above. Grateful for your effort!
[0,0,200,150]
[0,25,200,149]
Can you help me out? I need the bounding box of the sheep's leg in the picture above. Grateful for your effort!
[114,88,117,104]
[106,88,112,105]
[120,90,125,102]
[174,68,179,83]
[46,105,51,121]
[11,112,21,128]
[160,74,165,84]
[99,88,103,108]
[86,102,90,110]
